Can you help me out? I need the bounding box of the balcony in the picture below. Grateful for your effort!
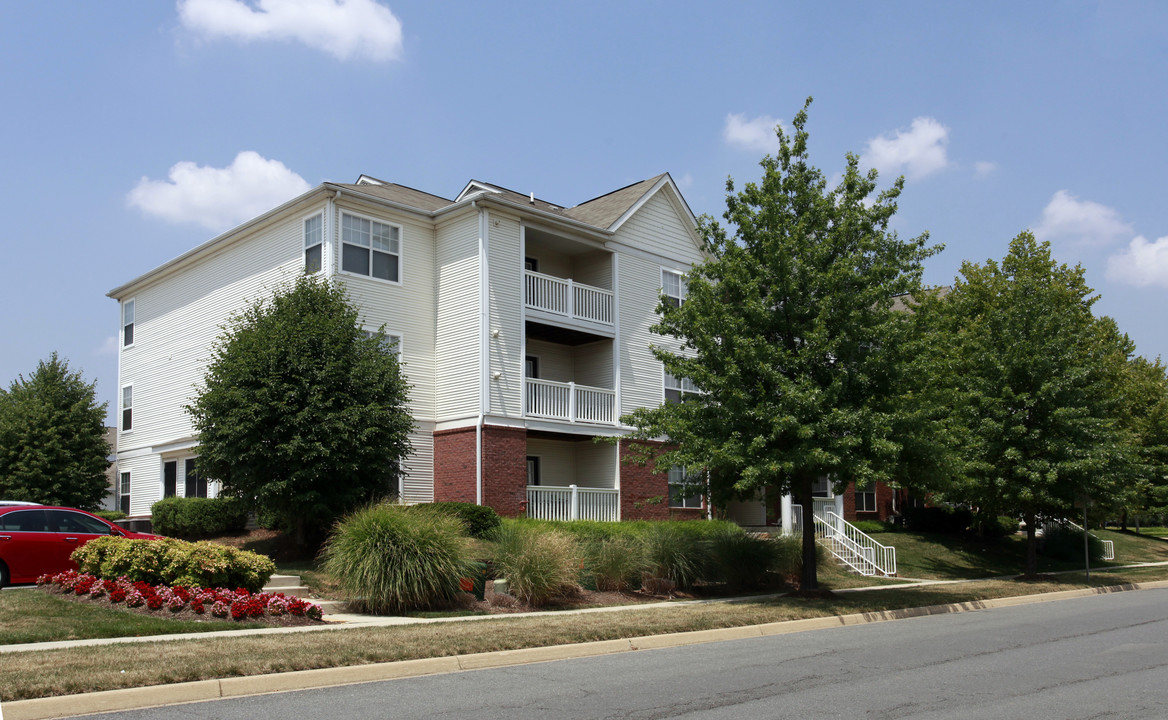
[525,378,616,424]
[526,485,619,522]
[525,270,613,331]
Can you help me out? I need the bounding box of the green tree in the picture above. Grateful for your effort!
[915,233,1134,576]
[187,275,413,545]
[1112,354,1168,528]
[621,99,939,590]
[0,353,110,508]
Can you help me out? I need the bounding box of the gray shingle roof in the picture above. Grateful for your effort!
[336,182,453,212]
[562,174,667,230]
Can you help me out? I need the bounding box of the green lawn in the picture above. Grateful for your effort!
[0,589,266,646]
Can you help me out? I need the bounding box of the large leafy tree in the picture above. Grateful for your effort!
[187,275,413,545]
[622,99,939,590]
[915,233,1134,576]
[0,353,110,508]
[1110,354,1168,528]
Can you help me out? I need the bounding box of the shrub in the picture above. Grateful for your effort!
[707,527,778,590]
[770,536,804,578]
[94,510,127,523]
[150,497,249,539]
[491,521,580,606]
[641,522,711,589]
[320,502,474,614]
[581,535,645,591]
[71,536,275,592]
[903,505,973,535]
[1042,525,1104,562]
[977,515,1020,539]
[850,519,894,534]
[418,502,502,539]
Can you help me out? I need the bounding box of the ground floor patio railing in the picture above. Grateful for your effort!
[526,485,619,521]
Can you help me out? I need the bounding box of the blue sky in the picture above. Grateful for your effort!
[2,1,1166,423]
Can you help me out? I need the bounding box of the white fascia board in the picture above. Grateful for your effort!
[107,186,334,299]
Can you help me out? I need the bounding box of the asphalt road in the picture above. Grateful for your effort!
[66,588,1168,719]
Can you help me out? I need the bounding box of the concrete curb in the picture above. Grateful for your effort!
[5,579,1167,720]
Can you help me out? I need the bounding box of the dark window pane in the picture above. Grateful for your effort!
[120,494,130,514]
[123,323,134,346]
[305,244,322,274]
[664,388,681,404]
[122,408,132,431]
[372,251,398,281]
[50,510,109,534]
[2,509,48,532]
[342,244,369,275]
[163,461,177,498]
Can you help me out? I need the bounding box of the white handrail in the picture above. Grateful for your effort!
[525,270,613,325]
[1049,519,1116,561]
[526,485,619,522]
[525,378,616,424]
[813,511,897,577]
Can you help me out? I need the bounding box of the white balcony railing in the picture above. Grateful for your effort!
[526,485,619,522]
[525,378,616,424]
[525,270,613,326]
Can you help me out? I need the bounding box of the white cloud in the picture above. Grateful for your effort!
[95,335,119,356]
[1107,236,1168,288]
[128,151,311,231]
[1032,190,1134,246]
[862,117,949,180]
[178,0,403,62]
[723,113,782,153]
[973,161,997,179]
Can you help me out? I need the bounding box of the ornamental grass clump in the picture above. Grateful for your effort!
[707,526,778,590]
[581,535,645,592]
[641,522,711,590]
[321,503,475,615]
[492,521,581,606]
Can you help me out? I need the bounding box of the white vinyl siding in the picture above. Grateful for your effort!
[574,339,613,389]
[434,212,481,421]
[487,212,523,417]
[611,189,702,262]
[402,424,434,503]
[524,339,575,383]
[618,253,685,415]
[524,437,617,489]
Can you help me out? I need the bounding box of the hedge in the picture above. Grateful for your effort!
[150,497,249,539]
[71,536,275,593]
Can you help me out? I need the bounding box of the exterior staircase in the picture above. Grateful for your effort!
[262,574,346,615]
[790,504,898,577]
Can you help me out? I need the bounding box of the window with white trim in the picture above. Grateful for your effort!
[122,299,135,347]
[363,330,402,359]
[304,214,323,274]
[121,385,133,432]
[664,371,697,404]
[855,480,877,513]
[341,212,400,282]
[119,472,130,514]
[812,476,831,498]
[185,458,208,498]
[662,269,687,308]
[668,466,703,509]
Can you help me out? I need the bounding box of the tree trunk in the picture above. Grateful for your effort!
[796,474,818,590]
[1024,511,1038,578]
[1120,510,1128,532]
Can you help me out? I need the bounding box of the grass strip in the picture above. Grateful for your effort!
[0,591,266,646]
[5,569,1168,702]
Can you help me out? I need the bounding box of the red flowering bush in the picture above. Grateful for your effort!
[36,572,323,623]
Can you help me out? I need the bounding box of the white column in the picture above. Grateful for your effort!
[781,494,793,536]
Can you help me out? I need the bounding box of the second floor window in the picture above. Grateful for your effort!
[662,269,687,308]
[664,371,697,404]
[304,214,323,273]
[121,386,133,431]
[342,213,400,282]
[122,299,135,347]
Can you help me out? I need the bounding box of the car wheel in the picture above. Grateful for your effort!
[0,561,8,588]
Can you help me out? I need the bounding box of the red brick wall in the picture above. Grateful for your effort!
[481,425,528,517]
[433,428,477,504]
[842,480,896,522]
[619,440,672,521]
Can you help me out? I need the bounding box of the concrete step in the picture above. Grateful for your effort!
[264,574,303,588]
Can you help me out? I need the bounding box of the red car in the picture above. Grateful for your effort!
[0,504,160,587]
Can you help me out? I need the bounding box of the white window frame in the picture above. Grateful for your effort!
[340,211,402,284]
[119,471,131,515]
[663,369,698,404]
[668,466,703,509]
[363,329,403,360]
[304,213,324,275]
[122,298,135,348]
[120,385,133,433]
[661,268,687,308]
